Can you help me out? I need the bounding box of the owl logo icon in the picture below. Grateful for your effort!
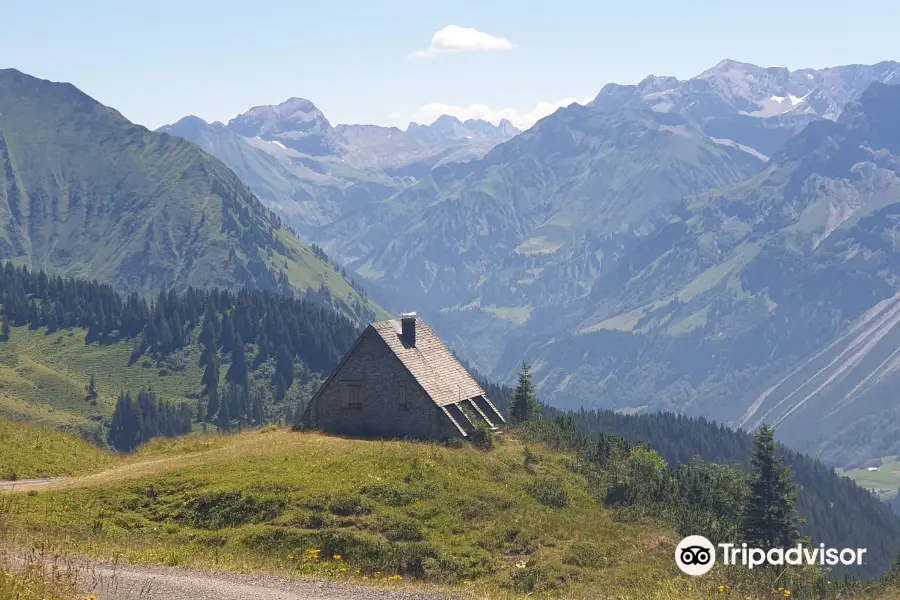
[675,535,716,576]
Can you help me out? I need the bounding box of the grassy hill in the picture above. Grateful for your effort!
[0,69,382,325]
[0,418,115,480]
[2,424,900,599]
[0,327,200,436]
[0,264,364,445]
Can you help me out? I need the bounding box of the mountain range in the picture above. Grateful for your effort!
[161,59,900,469]
[158,104,519,237]
[7,58,900,470]
[0,68,381,325]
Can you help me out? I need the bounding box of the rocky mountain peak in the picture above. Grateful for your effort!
[226,96,346,157]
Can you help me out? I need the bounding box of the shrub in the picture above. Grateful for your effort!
[360,482,431,506]
[523,447,538,472]
[469,421,495,450]
[525,477,569,508]
[454,492,514,521]
[183,490,286,529]
[505,562,565,594]
[327,493,374,516]
[382,519,424,542]
[564,541,618,568]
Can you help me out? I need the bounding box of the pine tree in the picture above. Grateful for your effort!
[252,392,265,425]
[510,362,540,424]
[0,315,9,341]
[206,386,220,423]
[274,344,294,399]
[219,312,235,351]
[86,373,98,402]
[742,424,803,549]
[199,316,216,348]
[202,355,219,395]
[217,388,231,433]
[225,334,249,390]
[108,392,141,452]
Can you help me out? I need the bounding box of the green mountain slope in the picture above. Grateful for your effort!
[0,263,361,445]
[502,83,900,468]
[321,105,764,367]
[0,69,380,323]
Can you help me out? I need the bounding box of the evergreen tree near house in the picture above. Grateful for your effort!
[742,424,803,549]
[107,388,193,452]
[274,343,294,400]
[510,361,540,424]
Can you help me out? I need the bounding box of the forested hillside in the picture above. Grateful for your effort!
[477,375,900,580]
[3,260,897,580]
[0,262,360,446]
[0,69,380,325]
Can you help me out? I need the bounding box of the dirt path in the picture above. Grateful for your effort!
[0,437,262,494]
[7,555,453,600]
[0,455,186,493]
[0,477,60,492]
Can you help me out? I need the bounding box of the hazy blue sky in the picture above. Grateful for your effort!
[3,0,898,130]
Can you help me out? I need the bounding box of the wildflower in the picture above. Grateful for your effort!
[288,554,294,559]
[333,554,342,560]
[784,592,791,597]
[718,584,726,592]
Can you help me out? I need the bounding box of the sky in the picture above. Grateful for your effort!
[3,0,899,131]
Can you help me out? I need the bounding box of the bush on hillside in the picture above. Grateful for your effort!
[525,477,569,508]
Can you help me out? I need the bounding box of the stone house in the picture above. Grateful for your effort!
[298,313,505,439]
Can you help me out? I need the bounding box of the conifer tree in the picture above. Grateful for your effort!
[206,386,220,423]
[199,316,216,348]
[225,334,249,391]
[86,373,98,402]
[742,424,803,549]
[217,388,231,432]
[219,312,235,351]
[510,362,540,424]
[108,392,141,452]
[274,344,294,399]
[202,353,220,421]
[0,315,9,341]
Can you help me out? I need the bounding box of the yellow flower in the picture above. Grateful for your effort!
[784,592,791,598]
[288,554,294,559]
[333,554,342,560]
[718,585,726,592]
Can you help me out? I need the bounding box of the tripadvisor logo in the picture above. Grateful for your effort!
[675,535,868,576]
[675,535,716,576]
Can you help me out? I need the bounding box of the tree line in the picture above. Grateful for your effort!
[0,260,362,443]
[490,362,900,581]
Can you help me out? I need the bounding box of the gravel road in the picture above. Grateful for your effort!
[0,478,59,492]
[9,555,456,600]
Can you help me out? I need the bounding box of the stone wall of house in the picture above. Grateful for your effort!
[302,328,464,439]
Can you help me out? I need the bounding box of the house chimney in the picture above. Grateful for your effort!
[400,312,416,346]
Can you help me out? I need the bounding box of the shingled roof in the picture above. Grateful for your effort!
[371,316,490,408]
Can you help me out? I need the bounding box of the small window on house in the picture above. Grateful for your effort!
[399,384,408,410]
[347,383,362,409]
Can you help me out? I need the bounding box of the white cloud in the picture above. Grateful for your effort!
[396,97,593,131]
[410,25,514,58]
